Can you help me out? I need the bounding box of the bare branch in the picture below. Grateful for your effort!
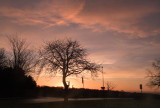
[7,35,37,74]
[0,48,8,68]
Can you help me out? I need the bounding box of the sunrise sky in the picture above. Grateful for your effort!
[0,0,160,93]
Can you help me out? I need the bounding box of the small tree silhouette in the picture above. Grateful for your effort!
[39,39,100,101]
[106,81,116,91]
[147,58,160,88]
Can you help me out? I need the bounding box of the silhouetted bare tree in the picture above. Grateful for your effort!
[147,58,160,88]
[39,39,100,101]
[0,37,37,97]
[106,81,116,91]
[8,36,37,74]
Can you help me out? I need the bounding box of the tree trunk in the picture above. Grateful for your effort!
[63,75,69,102]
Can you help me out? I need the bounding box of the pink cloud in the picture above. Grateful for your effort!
[0,0,85,27]
[71,0,160,37]
[0,0,160,37]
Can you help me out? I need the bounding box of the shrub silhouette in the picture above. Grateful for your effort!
[0,66,36,97]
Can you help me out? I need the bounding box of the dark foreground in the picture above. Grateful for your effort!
[0,98,159,108]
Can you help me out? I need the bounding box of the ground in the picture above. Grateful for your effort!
[0,98,159,108]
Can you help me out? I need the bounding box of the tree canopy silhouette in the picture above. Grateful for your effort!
[39,39,100,101]
[147,58,160,88]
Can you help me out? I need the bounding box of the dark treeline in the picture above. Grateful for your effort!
[1,85,159,100]
[29,86,110,98]
[35,86,160,99]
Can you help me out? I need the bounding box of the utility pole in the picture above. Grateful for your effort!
[101,66,105,90]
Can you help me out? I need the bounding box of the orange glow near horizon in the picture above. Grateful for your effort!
[36,71,159,93]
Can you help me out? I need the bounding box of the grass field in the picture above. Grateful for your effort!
[0,98,159,108]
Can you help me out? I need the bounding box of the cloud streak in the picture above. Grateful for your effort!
[0,0,85,27]
[0,0,160,37]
